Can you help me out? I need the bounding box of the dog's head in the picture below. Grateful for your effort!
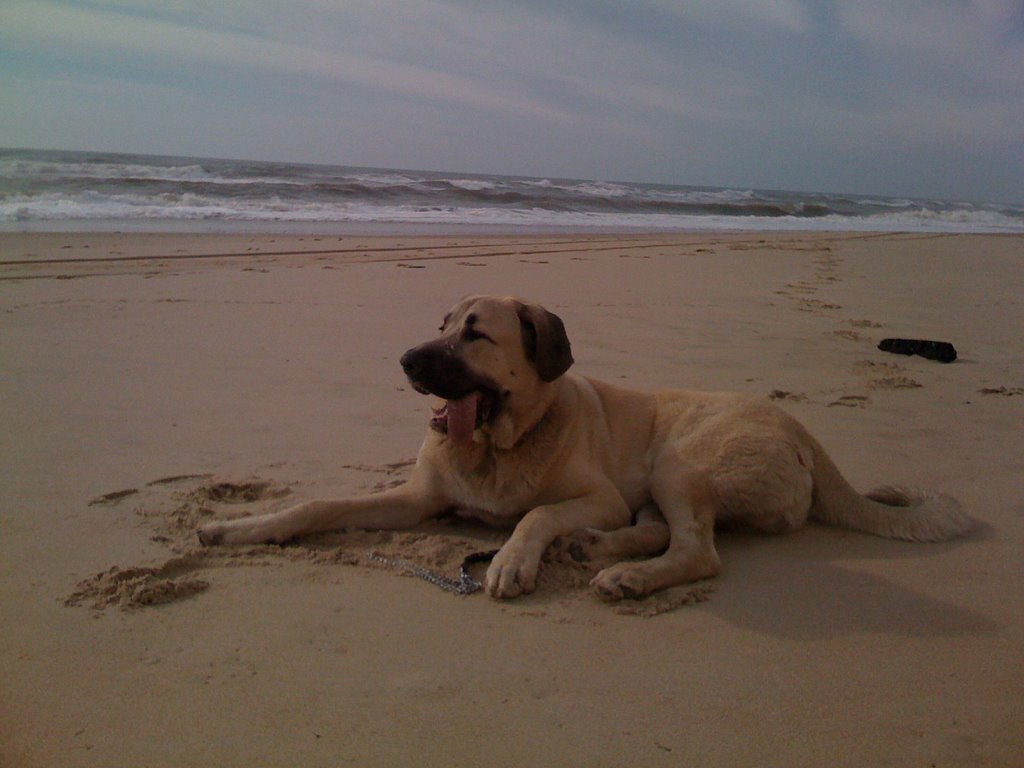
[400,295,573,449]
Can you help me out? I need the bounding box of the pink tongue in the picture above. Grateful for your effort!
[446,392,480,446]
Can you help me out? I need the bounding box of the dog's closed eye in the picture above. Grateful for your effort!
[463,326,495,343]
[461,313,495,343]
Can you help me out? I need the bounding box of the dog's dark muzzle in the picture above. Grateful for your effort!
[400,340,482,400]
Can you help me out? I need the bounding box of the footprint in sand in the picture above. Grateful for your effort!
[782,281,818,295]
[88,488,139,506]
[797,298,842,312]
[833,330,862,341]
[978,386,1024,397]
[145,473,212,487]
[768,390,808,403]
[848,319,884,329]
[828,395,871,408]
[64,556,211,611]
[612,583,714,617]
[851,360,922,390]
[199,480,291,504]
[868,376,922,390]
[833,319,885,343]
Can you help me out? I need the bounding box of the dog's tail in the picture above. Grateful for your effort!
[805,436,971,542]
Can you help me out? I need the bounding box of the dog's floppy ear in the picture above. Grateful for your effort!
[516,302,574,382]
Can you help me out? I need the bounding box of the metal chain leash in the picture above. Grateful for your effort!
[366,549,498,595]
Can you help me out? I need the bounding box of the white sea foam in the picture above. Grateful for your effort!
[4,189,1021,233]
[447,179,498,191]
[344,172,423,187]
[0,156,313,189]
[519,178,632,198]
[3,157,208,183]
[2,149,1022,233]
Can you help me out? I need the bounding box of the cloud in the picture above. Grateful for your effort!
[2,1,576,123]
[651,0,812,33]
[840,0,1024,87]
[1,0,1021,200]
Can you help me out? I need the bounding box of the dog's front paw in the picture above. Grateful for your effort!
[196,514,286,546]
[485,542,541,599]
[197,522,226,546]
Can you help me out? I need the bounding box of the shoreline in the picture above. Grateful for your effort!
[0,230,849,274]
[2,230,1022,767]
[5,228,1020,267]
[4,217,1022,235]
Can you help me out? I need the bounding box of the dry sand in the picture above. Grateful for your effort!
[1,231,1022,766]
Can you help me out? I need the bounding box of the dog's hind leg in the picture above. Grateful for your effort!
[591,463,720,600]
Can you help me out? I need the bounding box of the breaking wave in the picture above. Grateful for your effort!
[2,148,1022,233]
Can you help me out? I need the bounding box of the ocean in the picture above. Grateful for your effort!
[2,147,1022,234]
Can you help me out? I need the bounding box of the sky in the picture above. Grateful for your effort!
[2,0,1023,203]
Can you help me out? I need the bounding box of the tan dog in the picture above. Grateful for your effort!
[198,295,971,600]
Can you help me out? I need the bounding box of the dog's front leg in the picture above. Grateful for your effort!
[197,479,447,546]
[485,490,630,599]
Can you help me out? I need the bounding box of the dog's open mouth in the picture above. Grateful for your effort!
[430,388,501,445]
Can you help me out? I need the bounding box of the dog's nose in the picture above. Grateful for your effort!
[402,340,450,376]
[401,344,437,379]
[401,343,445,396]
[400,348,418,375]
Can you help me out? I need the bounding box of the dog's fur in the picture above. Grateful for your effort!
[198,295,971,600]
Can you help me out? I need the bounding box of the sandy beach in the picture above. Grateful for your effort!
[1,230,1022,767]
